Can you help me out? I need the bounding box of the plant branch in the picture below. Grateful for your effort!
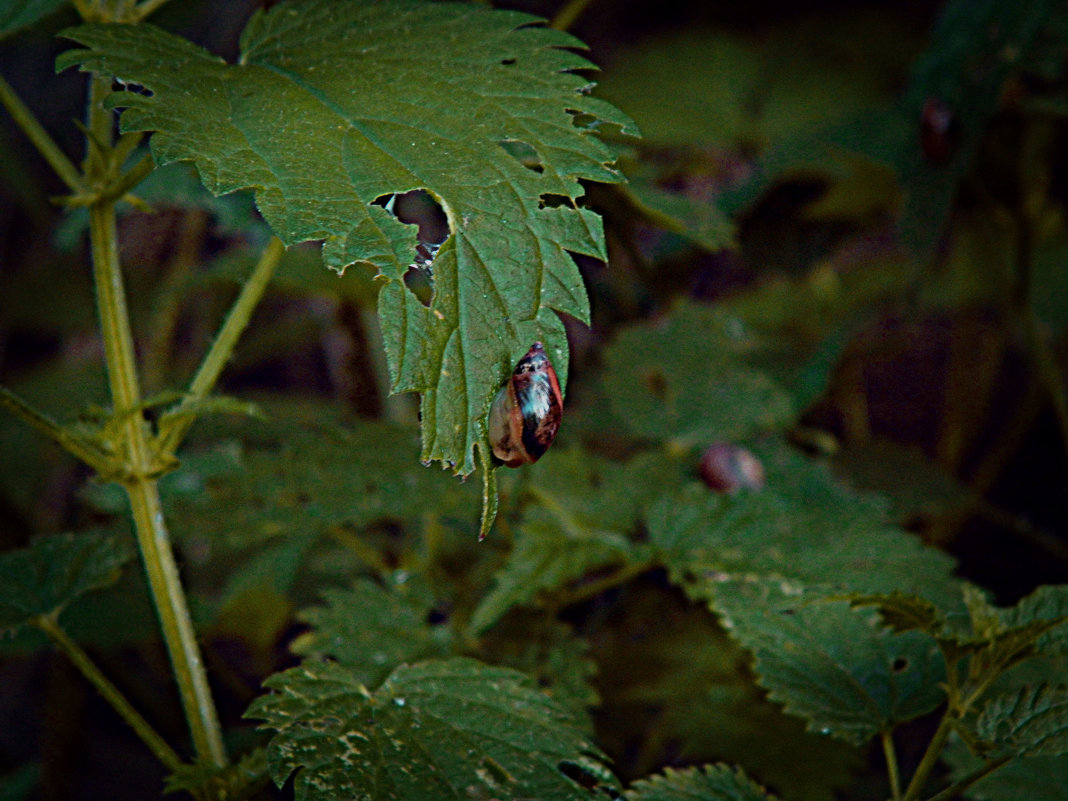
[924,755,1012,801]
[156,236,285,456]
[101,150,156,203]
[34,614,185,773]
[902,714,954,801]
[86,70,227,766]
[882,729,903,801]
[0,385,115,474]
[0,72,86,194]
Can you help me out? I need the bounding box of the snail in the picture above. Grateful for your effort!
[489,341,562,467]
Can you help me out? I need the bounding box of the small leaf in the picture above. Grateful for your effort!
[625,763,777,801]
[844,592,950,637]
[291,575,453,688]
[0,531,132,633]
[246,657,617,801]
[977,684,1068,758]
[710,578,946,745]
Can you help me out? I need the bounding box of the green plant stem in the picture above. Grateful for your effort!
[882,730,902,801]
[902,714,954,801]
[924,755,1012,801]
[85,68,227,767]
[34,614,185,773]
[0,386,115,474]
[156,236,285,456]
[550,0,596,30]
[554,558,654,608]
[0,72,86,194]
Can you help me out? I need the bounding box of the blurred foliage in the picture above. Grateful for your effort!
[2,0,1068,800]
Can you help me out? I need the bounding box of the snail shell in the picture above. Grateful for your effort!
[489,342,563,467]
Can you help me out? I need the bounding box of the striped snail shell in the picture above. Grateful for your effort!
[489,341,563,467]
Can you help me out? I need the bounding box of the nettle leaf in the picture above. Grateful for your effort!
[57,0,634,478]
[291,575,454,689]
[944,734,1068,801]
[625,764,777,801]
[710,578,946,745]
[977,683,1068,758]
[602,302,794,446]
[246,657,618,801]
[0,531,132,633]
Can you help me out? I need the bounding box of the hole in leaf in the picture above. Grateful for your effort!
[377,189,449,308]
[425,602,451,626]
[498,139,544,174]
[892,656,909,673]
[538,193,573,209]
[500,57,517,66]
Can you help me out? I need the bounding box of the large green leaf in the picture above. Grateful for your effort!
[710,578,946,745]
[0,531,132,632]
[246,657,618,801]
[57,0,634,477]
[625,764,776,801]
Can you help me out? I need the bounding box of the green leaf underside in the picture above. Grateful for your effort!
[57,0,635,476]
[246,657,617,801]
[978,683,1068,758]
[625,764,777,801]
[292,576,454,689]
[0,531,131,632]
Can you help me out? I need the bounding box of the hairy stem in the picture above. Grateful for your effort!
[0,73,86,194]
[34,614,184,773]
[156,236,285,456]
[86,75,226,767]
